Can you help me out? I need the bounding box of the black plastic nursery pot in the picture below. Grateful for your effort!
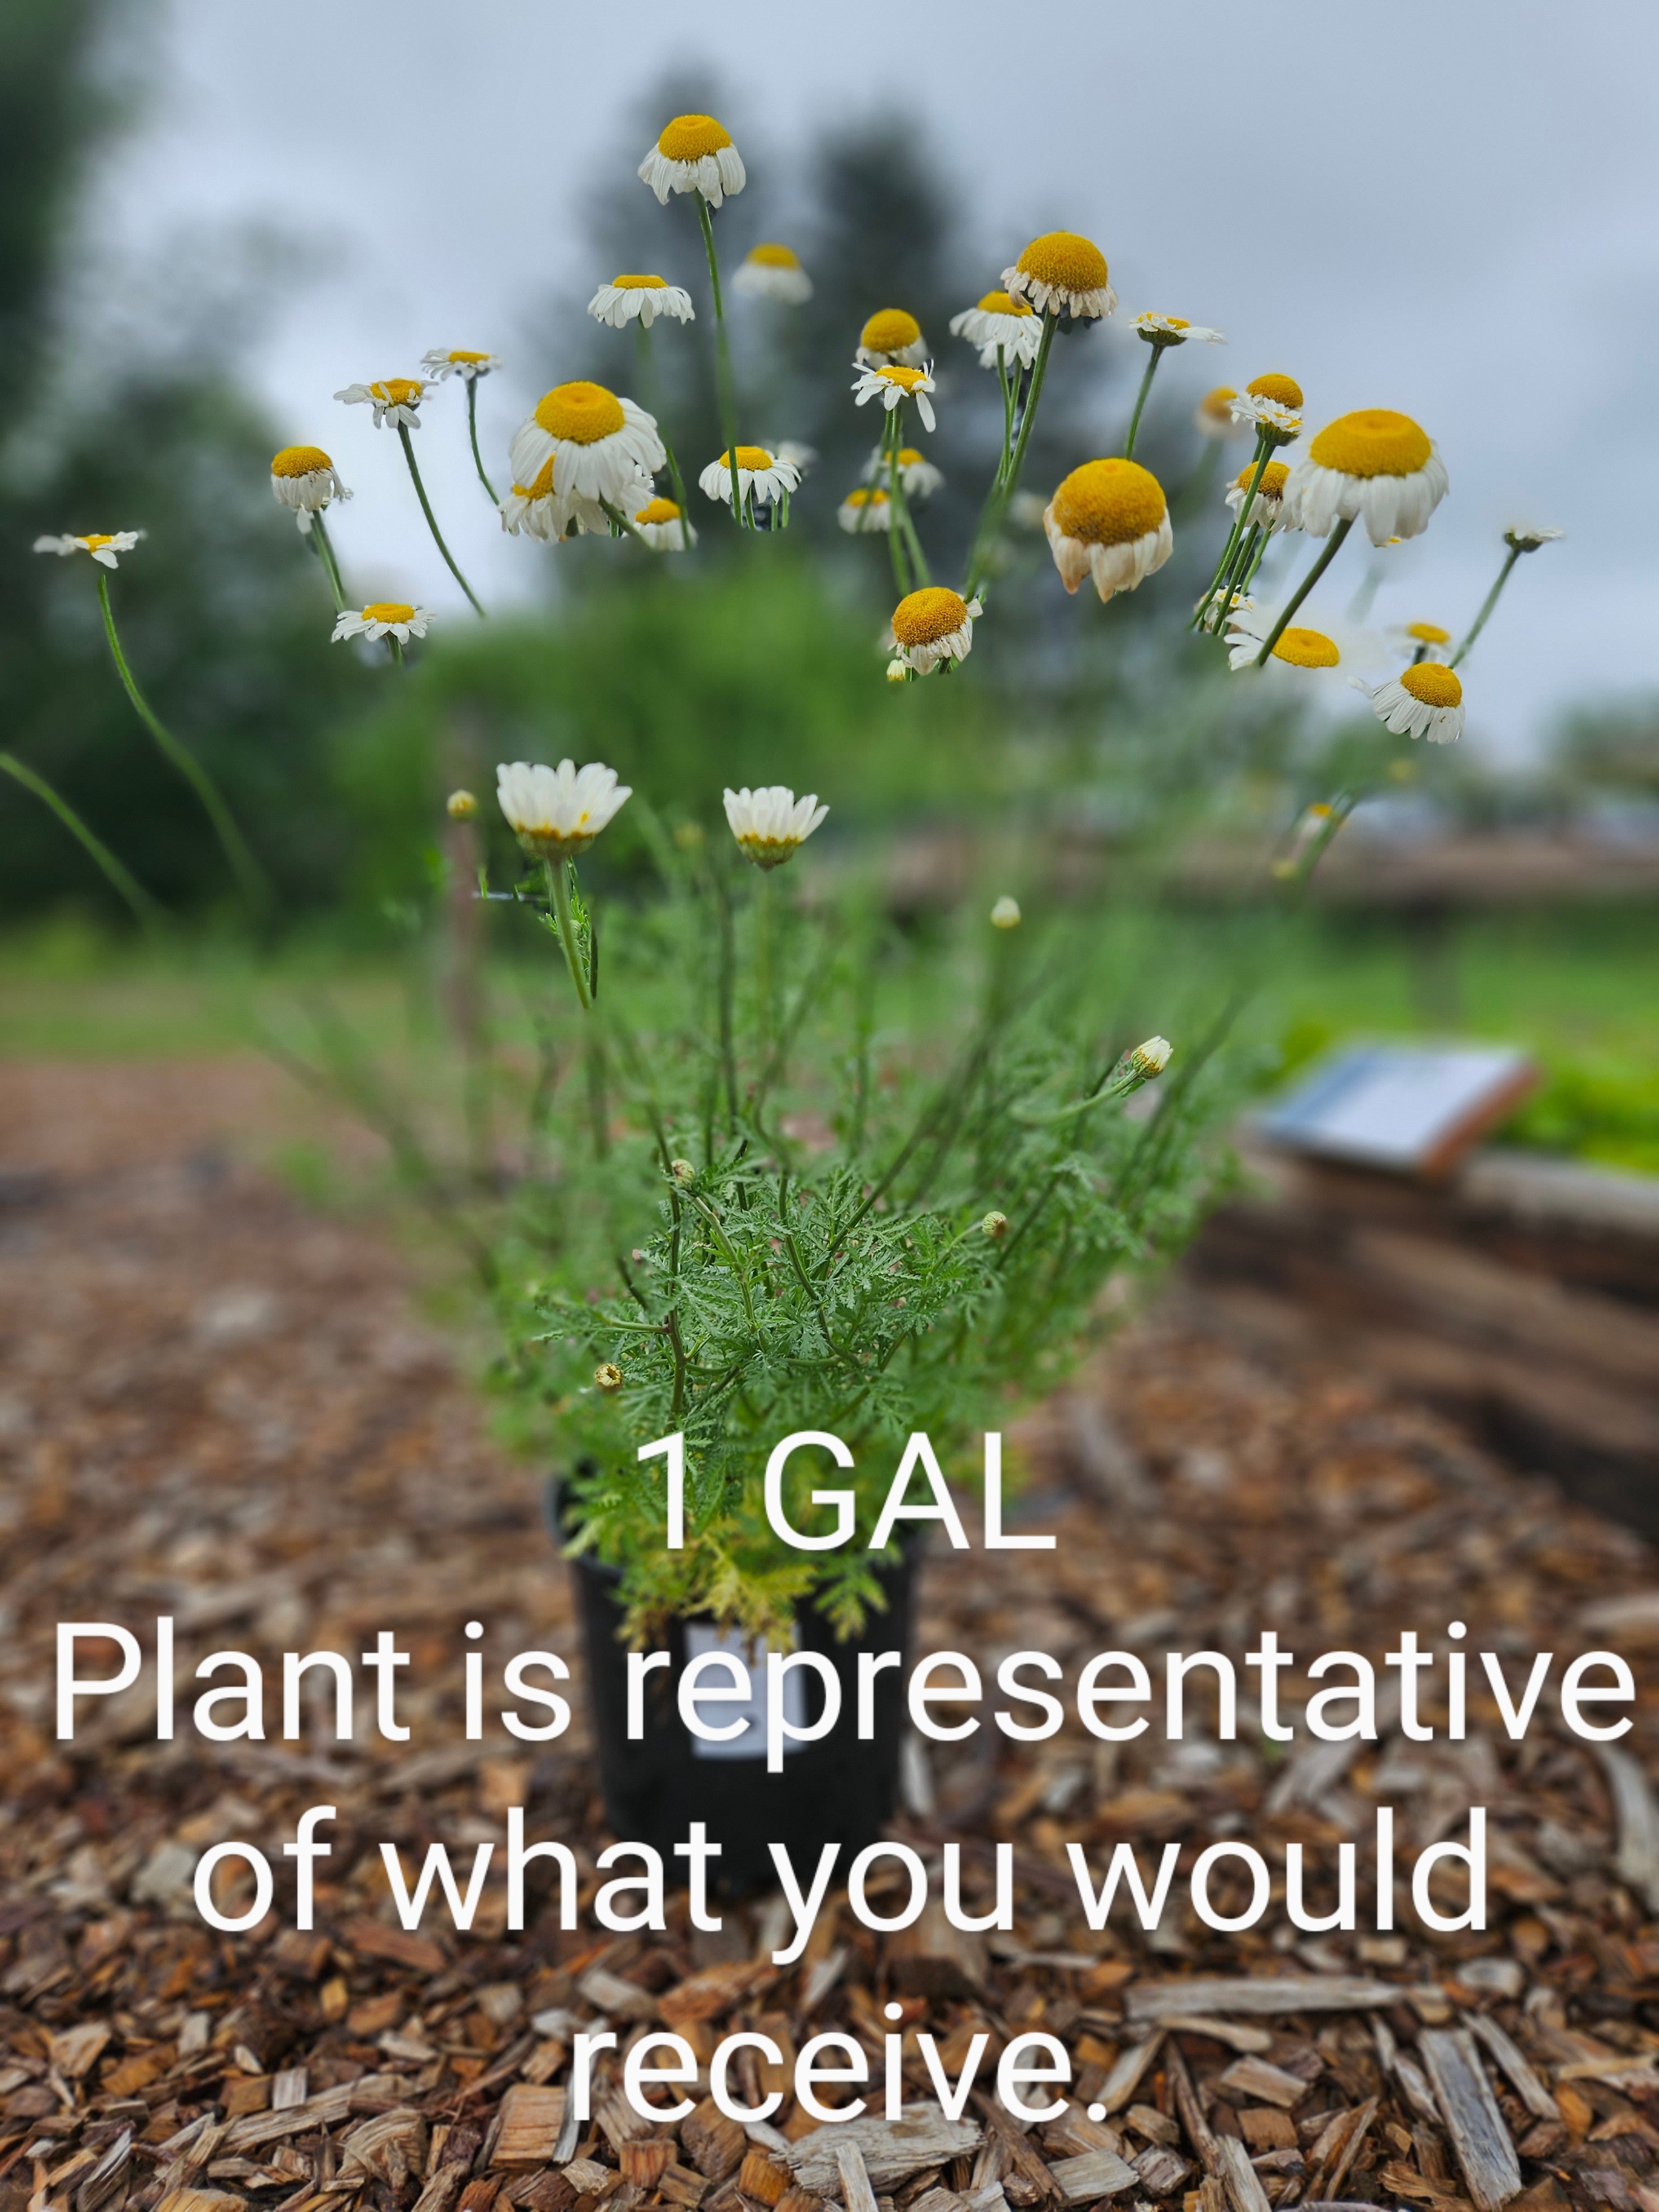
[548,1480,919,1896]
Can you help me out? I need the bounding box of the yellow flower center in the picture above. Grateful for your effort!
[860,309,922,353]
[364,602,415,624]
[1050,458,1167,546]
[517,457,557,499]
[78,534,115,550]
[748,242,801,269]
[896,448,924,467]
[1272,627,1340,669]
[975,290,1033,316]
[1015,231,1109,294]
[844,487,889,508]
[877,366,927,392]
[272,444,332,477]
[1247,372,1303,409]
[892,587,971,646]
[715,446,776,472]
[658,113,733,159]
[1201,385,1238,418]
[535,381,627,444]
[1400,662,1462,706]
[1234,460,1290,497]
[637,497,682,524]
[447,349,490,364]
[1406,620,1451,643]
[1308,408,1433,479]
[612,273,668,289]
[369,379,422,406]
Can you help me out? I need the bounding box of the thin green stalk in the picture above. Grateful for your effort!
[995,347,1016,484]
[886,420,931,588]
[696,194,743,525]
[966,310,1056,599]
[396,423,486,616]
[1451,546,1521,670]
[599,497,651,548]
[389,637,405,669]
[547,858,592,1011]
[753,866,774,1066]
[0,751,166,941]
[634,322,693,524]
[310,512,348,612]
[1123,342,1163,460]
[1194,430,1271,631]
[465,379,499,505]
[881,418,912,596]
[96,571,270,917]
[1252,515,1355,664]
[1237,522,1271,597]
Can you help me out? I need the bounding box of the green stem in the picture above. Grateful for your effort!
[634,324,693,525]
[696,194,743,526]
[1253,514,1355,665]
[1123,342,1163,461]
[96,571,270,917]
[1451,546,1520,670]
[754,866,774,1066]
[0,750,166,941]
[466,379,499,505]
[599,497,651,548]
[886,419,931,587]
[881,416,912,597]
[548,858,592,1011]
[966,310,1056,599]
[397,423,486,616]
[1194,430,1270,631]
[995,348,1016,486]
[388,637,405,669]
[310,511,348,612]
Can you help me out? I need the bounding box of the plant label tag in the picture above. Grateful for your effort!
[683,1624,810,1760]
[1262,1042,1537,1177]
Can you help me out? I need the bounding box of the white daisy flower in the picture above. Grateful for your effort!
[1224,458,1293,533]
[499,458,593,544]
[587,274,695,330]
[697,445,800,512]
[1357,664,1465,745]
[1130,1037,1172,1077]
[1286,409,1448,545]
[839,486,893,534]
[332,602,431,645]
[886,587,983,674]
[632,495,696,551]
[33,530,143,570]
[1228,374,1305,443]
[862,445,943,497]
[1223,601,1383,679]
[855,309,929,369]
[1195,385,1245,440]
[637,113,745,207]
[990,896,1021,929]
[1387,619,1453,661]
[270,445,350,533]
[948,290,1044,369]
[1002,231,1116,320]
[1504,523,1564,552]
[420,349,502,382]
[335,378,426,430]
[509,382,665,519]
[852,362,937,434]
[1044,459,1173,604]
[723,785,828,869]
[1132,312,1224,348]
[498,759,632,858]
[733,243,812,302]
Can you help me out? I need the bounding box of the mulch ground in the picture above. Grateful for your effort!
[4,1061,1659,2212]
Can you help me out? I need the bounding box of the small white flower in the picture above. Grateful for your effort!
[863,445,943,497]
[1229,391,1302,439]
[723,785,828,869]
[632,495,696,551]
[332,601,431,645]
[852,361,937,434]
[839,487,893,534]
[855,309,929,368]
[638,113,745,207]
[949,291,1044,369]
[271,445,349,532]
[1002,232,1116,320]
[1132,312,1224,347]
[497,759,632,857]
[509,383,665,518]
[420,349,502,382]
[990,896,1021,929]
[587,275,695,330]
[886,587,983,674]
[697,445,800,512]
[499,459,595,544]
[1285,409,1448,546]
[1224,601,1384,678]
[1355,665,1465,745]
[1504,523,1564,552]
[1130,1036,1172,1077]
[1194,385,1245,440]
[33,530,143,570]
[1224,458,1294,534]
[335,378,426,430]
[885,658,911,683]
[733,243,812,302]
[1387,619,1454,661]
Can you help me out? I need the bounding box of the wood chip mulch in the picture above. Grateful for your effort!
[4,1061,1659,2212]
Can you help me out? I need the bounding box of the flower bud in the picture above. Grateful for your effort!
[446,789,478,820]
[990,895,1021,930]
[981,1209,1009,1240]
[670,1158,696,1184]
[1131,1035,1173,1077]
[885,658,911,684]
[593,1362,624,1392]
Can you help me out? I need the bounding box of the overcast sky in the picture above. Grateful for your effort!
[92,0,1659,760]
